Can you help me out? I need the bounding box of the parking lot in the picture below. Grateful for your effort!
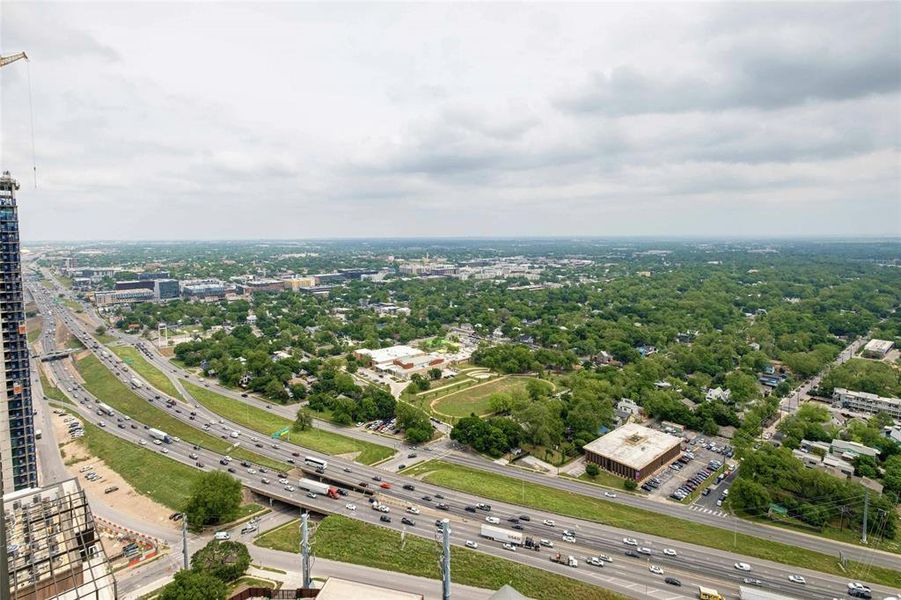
[641,434,735,502]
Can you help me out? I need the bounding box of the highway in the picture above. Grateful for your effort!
[44,272,901,576]
[28,278,901,600]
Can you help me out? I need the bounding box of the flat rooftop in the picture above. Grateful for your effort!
[582,423,682,469]
[316,577,424,600]
[356,345,422,364]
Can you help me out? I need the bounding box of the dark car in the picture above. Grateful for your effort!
[255,443,263,448]
[512,524,524,530]
[519,515,531,521]
[625,551,639,558]
[241,461,251,468]
[291,452,300,457]
[401,517,415,526]
[664,577,681,587]
[436,503,449,510]
[372,475,382,481]
[422,496,432,502]
[380,515,391,523]
[287,459,295,464]
[195,461,204,468]
[337,488,348,496]
[465,506,476,513]
[435,493,445,500]
[228,467,237,474]
[241,393,248,397]
[403,484,415,491]
[219,459,229,465]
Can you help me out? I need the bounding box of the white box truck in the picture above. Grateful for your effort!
[131,378,142,389]
[298,478,339,499]
[480,524,524,545]
[148,428,172,443]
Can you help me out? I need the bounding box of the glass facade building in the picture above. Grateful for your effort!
[0,171,38,492]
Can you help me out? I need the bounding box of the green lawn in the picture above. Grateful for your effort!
[575,470,632,491]
[75,354,287,471]
[403,460,901,587]
[432,376,552,418]
[80,419,202,510]
[95,333,118,344]
[62,298,82,312]
[111,345,183,400]
[26,323,42,343]
[183,382,394,465]
[40,370,71,404]
[255,516,625,600]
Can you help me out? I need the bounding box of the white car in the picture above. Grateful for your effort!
[787,575,806,585]
[160,448,169,454]
[247,468,257,475]
[588,556,602,566]
[598,554,612,562]
[543,519,556,527]
[465,540,478,549]
[485,516,500,524]
[502,543,516,552]
[604,492,617,498]
[848,583,871,593]
[623,537,638,546]
[278,478,289,485]
[649,565,664,575]
[562,535,576,543]
[662,548,677,556]
[406,507,420,515]
[734,562,752,571]
[284,485,295,492]
[539,539,553,547]
[637,547,652,555]
[139,440,147,446]
[378,505,390,513]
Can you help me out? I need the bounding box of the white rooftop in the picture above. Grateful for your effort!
[864,339,894,353]
[316,578,424,600]
[583,423,682,470]
[357,345,422,364]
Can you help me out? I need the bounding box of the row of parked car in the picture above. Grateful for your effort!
[671,466,718,501]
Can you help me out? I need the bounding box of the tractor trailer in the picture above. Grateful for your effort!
[298,478,339,499]
[480,524,524,545]
[148,428,172,443]
[131,378,142,389]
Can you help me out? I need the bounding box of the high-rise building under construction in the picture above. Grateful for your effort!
[0,171,38,493]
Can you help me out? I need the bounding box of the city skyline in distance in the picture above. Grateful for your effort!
[2,2,899,241]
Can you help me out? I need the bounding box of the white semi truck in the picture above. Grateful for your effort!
[480,524,524,545]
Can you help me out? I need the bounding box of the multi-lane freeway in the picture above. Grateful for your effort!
[29,273,900,600]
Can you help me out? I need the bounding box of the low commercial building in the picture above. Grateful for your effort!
[315,577,423,600]
[830,439,880,460]
[354,345,445,379]
[832,388,901,419]
[863,339,894,358]
[4,479,117,600]
[582,423,683,481]
[236,278,286,294]
[114,279,154,292]
[181,279,226,300]
[93,288,154,306]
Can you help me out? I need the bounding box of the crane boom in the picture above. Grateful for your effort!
[0,52,29,69]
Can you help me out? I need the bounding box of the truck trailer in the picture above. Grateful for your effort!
[698,586,725,600]
[479,524,524,545]
[738,586,803,600]
[131,378,143,389]
[550,553,578,568]
[148,428,172,443]
[298,478,339,499]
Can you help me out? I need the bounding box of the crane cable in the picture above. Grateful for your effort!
[26,57,37,188]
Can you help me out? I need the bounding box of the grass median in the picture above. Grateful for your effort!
[75,354,287,471]
[80,419,201,510]
[40,369,71,404]
[255,515,625,600]
[110,345,183,400]
[183,382,394,465]
[403,460,901,587]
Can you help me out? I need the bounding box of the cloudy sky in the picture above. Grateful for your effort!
[2,2,899,240]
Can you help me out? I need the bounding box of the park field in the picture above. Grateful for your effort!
[111,345,183,400]
[402,460,901,587]
[255,515,625,600]
[431,376,552,418]
[75,354,287,471]
[183,382,394,465]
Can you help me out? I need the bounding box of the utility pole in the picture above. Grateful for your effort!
[182,514,189,569]
[861,491,869,544]
[441,520,451,600]
[301,512,312,589]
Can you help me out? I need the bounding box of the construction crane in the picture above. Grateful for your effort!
[0,51,28,69]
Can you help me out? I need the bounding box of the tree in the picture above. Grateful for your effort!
[292,407,313,432]
[883,455,901,500]
[410,373,430,392]
[428,367,442,380]
[623,479,638,491]
[853,454,878,479]
[160,570,227,600]
[191,540,250,582]
[95,325,107,336]
[585,463,600,477]
[184,471,242,531]
[396,402,433,443]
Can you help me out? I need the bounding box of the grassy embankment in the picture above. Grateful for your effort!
[110,345,183,400]
[255,515,626,600]
[40,369,72,404]
[183,382,394,465]
[75,354,287,471]
[403,460,901,587]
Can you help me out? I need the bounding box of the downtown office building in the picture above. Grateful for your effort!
[0,171,38,493]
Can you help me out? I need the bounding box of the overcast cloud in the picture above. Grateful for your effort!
[1,2,898,240]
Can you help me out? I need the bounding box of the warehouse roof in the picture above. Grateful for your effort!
[356,344,422,364]
[582,423,682,470]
